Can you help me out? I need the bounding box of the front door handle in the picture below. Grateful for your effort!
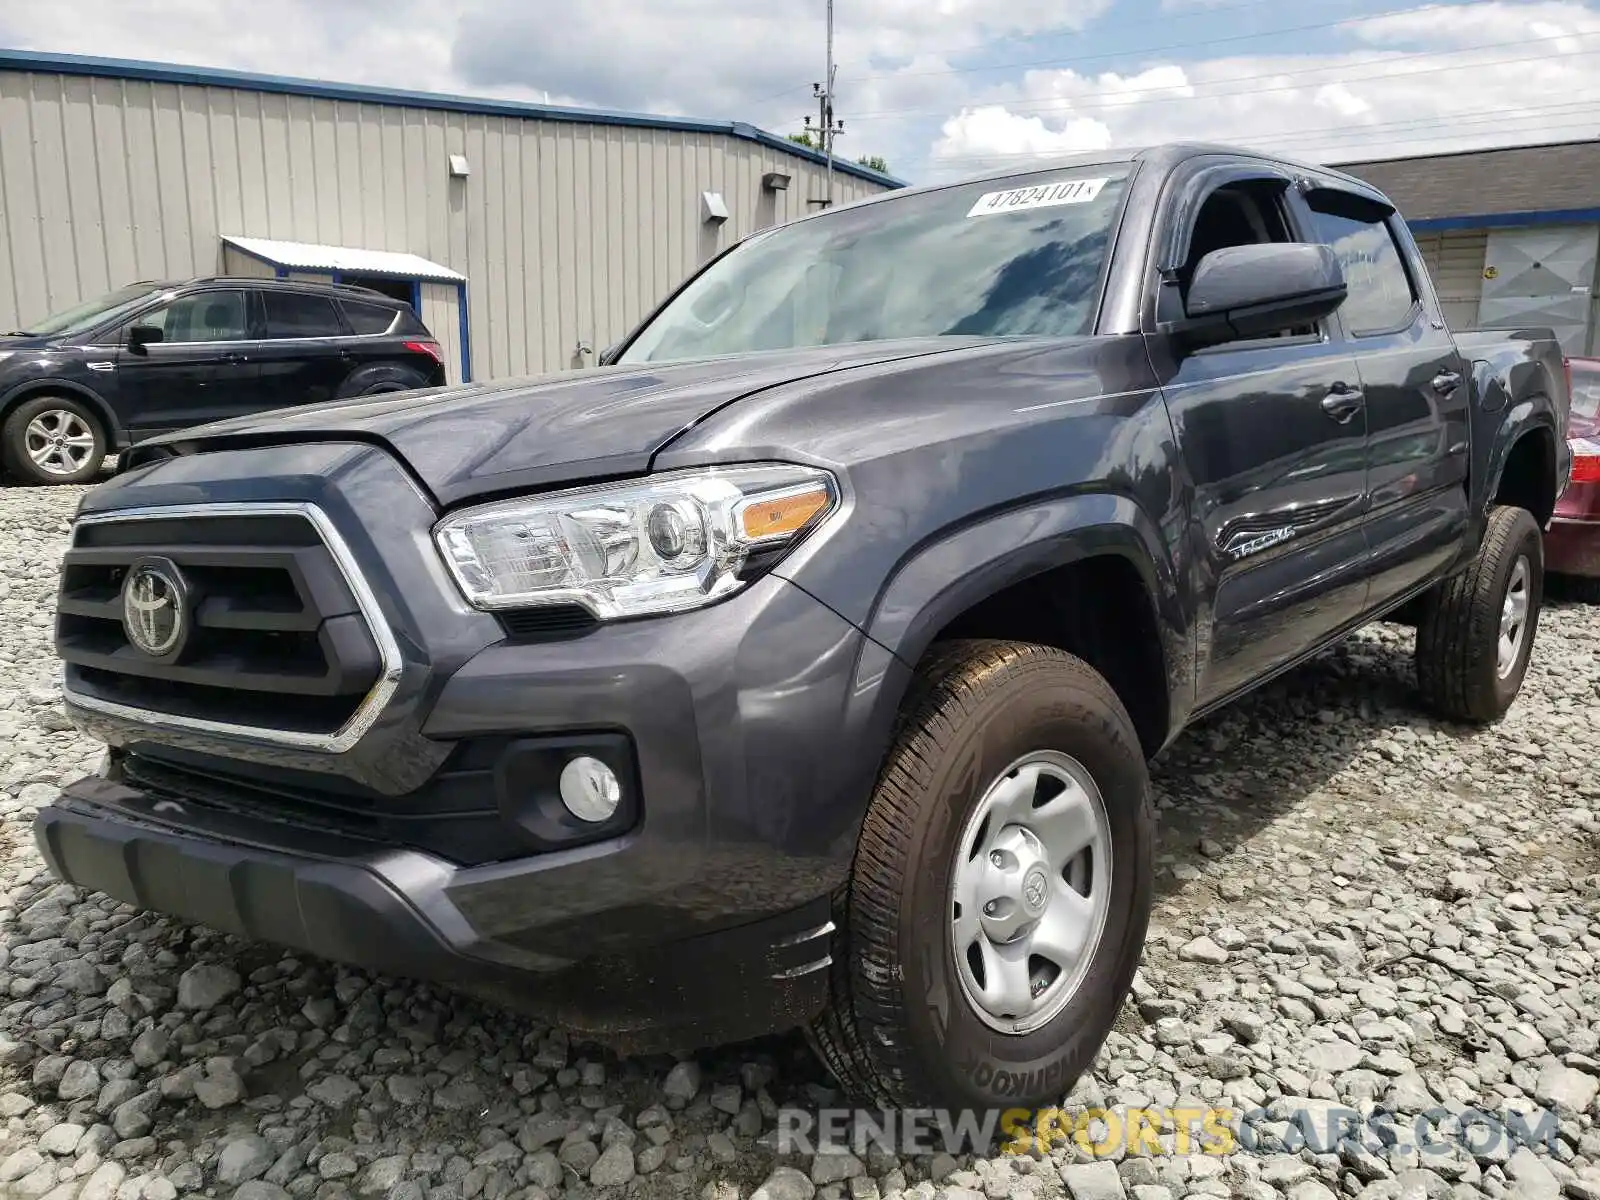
[1321,383,1365,423]
[1432,370,1462,396]
[219,352,248,364]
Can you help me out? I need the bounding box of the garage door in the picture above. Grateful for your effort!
[1412,230,1487,333]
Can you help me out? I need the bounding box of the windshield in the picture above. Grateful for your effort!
[618,163,1132,365]
[17,283,167,338]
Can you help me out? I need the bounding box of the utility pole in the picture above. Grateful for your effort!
[804,0,844,207]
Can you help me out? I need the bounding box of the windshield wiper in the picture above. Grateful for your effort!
[4,330,37,337]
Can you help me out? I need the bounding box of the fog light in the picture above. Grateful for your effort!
[559,756,621,822]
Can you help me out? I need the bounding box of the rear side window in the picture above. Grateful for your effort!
[262,292,344,338]
[342,299,401,335]
[395,307,432,336]
[1306,195,1419,335]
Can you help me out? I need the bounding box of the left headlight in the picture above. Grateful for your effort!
[433,463,839,619]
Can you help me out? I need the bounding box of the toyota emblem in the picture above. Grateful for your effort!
[121,559,189,659]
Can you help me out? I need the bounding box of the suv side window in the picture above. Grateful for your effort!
[341,299,400,336]
[1306,194,1419,336]
[262,292,345,339]
[136,290,250,343]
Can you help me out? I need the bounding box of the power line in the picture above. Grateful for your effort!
[924,110,1600,172]
[841,29,1600,124]
[850,1,1452,82]
[924,96,1600,166]
[830,0,1319,70]
[745,0,1359,113]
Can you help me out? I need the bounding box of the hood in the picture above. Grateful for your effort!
[134,338,982,506]
[0,334,61,354]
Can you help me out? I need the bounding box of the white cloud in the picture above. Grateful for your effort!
[2,0,1599,184]
[933,106,1113,162]
[909,1,1600,181]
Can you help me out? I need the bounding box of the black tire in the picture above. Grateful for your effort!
[1415,504,1543,723]
[807,639,1154,1112]
[1,394,107,486]
[336,363,429,399]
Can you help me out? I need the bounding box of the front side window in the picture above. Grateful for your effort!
[262,292,344,339]
[1307,197,1419,335]
[619,164,1132,364]
[137,291,251,343]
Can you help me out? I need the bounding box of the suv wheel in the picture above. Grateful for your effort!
[2,395,107,486]
[1415,503,1544,722]
[808,639,1153,1111]
[337,364,429,399]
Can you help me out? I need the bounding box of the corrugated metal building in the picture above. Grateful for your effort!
[1339,140,1600,355]
[0,50,900,384]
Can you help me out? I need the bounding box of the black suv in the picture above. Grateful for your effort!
[0,277,447,486]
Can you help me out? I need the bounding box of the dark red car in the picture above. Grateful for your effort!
[1547,355,1600,600]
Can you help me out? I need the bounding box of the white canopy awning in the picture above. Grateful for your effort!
[222,235,466,283]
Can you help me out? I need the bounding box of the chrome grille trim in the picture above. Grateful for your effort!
[59,501,404,754]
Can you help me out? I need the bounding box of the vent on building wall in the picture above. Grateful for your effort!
[448,154,470,178]
[702,191,730,224]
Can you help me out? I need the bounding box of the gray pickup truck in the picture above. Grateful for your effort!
[36,142,1570,1113]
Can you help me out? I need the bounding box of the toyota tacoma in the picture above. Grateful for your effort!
[35,143,1570,1112]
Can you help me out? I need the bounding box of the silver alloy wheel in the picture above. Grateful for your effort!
[1497,555,1530,678]
[24,409,97,476]
[949,749,1112,1035]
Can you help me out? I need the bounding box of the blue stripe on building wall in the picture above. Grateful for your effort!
[1408,207,1600,233]
[0,48,905,190]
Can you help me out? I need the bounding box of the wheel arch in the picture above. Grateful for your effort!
[854,493,1188,760]
[0,379,126,449]
[1489,418,1558,529]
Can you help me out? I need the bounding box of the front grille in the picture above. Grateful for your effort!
[119,748,509,866]
[498,605,598,640]
[57,509,389,741]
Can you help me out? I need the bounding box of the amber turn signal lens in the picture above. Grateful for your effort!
[739,485,831,541]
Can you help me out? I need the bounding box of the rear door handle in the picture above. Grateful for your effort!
[1432,370,1462,396]
[219,351,248,364]
[1321,382,1364,423]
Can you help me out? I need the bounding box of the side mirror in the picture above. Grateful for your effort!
[1167,243,1347,350]
[127,324,164,354]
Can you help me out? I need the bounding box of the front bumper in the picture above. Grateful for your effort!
[39,441,911,1046]
[37,776,836,1050]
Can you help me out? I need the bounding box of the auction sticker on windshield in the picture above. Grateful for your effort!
[967,178,1108,217]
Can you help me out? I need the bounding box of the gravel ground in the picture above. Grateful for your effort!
[1,482,1598,1200]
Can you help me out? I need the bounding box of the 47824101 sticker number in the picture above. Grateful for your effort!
[966,178,1109,218]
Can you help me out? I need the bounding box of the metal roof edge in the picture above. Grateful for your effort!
[1331,137,1600,169]
[0,47,908,190]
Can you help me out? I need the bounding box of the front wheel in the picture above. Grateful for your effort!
[2,395,107,485]
[807,639,1153,1112]
[1415,504,1544,722]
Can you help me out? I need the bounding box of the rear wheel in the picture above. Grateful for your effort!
[1415,504,1543,722]
[2,395,107,486]
[337,364,429,398]
[807,639,1153,1111]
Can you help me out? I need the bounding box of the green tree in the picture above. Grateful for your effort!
[857,154,890,173]
[788,131,818,149]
